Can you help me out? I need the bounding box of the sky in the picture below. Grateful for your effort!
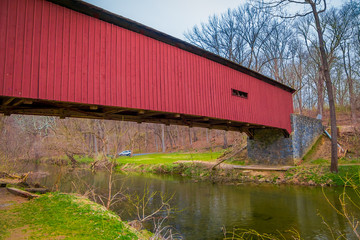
[84,0,345,41]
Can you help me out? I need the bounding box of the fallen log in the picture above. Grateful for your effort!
[25,188,50,194]
[211,145,247,170]
[7,187,39,199]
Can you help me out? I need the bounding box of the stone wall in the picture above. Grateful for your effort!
[291,114,323,159]
[247,114,323,165]
[247,129,294,165]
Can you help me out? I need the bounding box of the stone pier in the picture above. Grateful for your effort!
[247,114,323,165]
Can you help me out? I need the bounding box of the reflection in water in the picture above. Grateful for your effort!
[13,163,358,240]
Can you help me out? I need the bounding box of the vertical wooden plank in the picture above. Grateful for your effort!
[176,48,182,113]
[193,54,199,115]
[129,32,136,108]
[22,0,35,97]
[135,33,141,108]
[74,12,83,103]
[81,14,89,103]
[38,0,49,99]
[110,24,116,106]
[143,36,148,110]
[217,65,223,119]
[121,28,127,107]
[164,44,169,112]
[105,23,111,105]
[171,46,176,112]
[60,7,70,101]
[200,58,205,116]
[147,36,153,110]
[3,0,17,96]
[93,19,100,104]
[0,0,9,95]
[137,33,141,110]
[88,18,95,104]
[30,0,43,98]
[187,53,192,115]
[98,21,105,104]
[181,50,186,114]
[160,42,165,111]
[153,39,158,110]
[13,0,25,97]
[46,2,56,100]
[175,48,181,113]
[209,61,215,118]
[53,4,62,101]
[116,28,121,106]
[170,45,176,112]
[125,30,131,108]
[195,54,200,115]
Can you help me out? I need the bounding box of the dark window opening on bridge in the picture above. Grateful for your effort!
[232,89,248,99]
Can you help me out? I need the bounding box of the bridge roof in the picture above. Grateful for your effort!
[47,0,295,94]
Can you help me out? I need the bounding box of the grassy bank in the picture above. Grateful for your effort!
[117,161,360,186]
[41,151,360,187]
[0,192,149,240]
[69,151,224,165]
[116,151,223,165]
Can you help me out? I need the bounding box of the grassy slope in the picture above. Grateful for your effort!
[116,152,223,165]
[0,193,147,240]
[73,151,224,165]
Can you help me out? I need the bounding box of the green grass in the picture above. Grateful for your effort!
[308,157,360,165]
[285,165,360,186]
[116,151,224,165]
[310,158,328,165]
[0,193,145,240]
[302,135,324,162]
[74,155,95,164]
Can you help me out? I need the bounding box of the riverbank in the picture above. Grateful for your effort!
[14,151,360,187]
[0,190,149,240]
[116,160,360,187]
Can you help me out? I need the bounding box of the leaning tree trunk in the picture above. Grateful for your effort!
[317,69,324,117]
[309,0,338,173]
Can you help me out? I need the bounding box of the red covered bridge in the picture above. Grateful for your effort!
[0,0,295,136]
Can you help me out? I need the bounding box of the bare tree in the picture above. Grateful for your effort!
[255,0,339,172]
[339,1,360,126]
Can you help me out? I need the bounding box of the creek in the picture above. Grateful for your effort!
[12,162,358,240]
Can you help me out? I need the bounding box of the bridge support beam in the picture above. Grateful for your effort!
[247,114,324,166]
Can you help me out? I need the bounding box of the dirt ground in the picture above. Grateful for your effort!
[0,187,32,240]
[0,188,28,210]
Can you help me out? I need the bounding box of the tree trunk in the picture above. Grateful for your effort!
[309,0,338,173]
[144,125,148,151]
[349,77,357,126]
[188,127,193,147]
[161,124,166,153]
[166,126,174,149]
[193,129,198,142]
[317,69,324,117]
[223,131,228,149]
[206,129,209,143]
[94,135,98,155]
[154,133,158,152]
[342,42,357,126]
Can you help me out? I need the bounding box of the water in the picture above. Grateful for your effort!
[11,162,359,239]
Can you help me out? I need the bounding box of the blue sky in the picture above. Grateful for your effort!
[84,0,344,40]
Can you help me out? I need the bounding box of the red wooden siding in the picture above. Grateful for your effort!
[0,0,294,133]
